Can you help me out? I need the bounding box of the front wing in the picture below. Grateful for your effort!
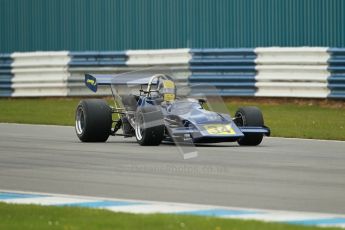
[167,121,270,143]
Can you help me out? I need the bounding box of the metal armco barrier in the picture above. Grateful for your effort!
[67,50,190,96]
[189,49,257,96]
[328,48,345,99]
[126,49,191,94]
[254,47,330,98]
[11,52,70,97]
[69,51,128,67]
[68,52,128,96]
[0,54,13,97]
[0,48,344,99]
[127,49,190,66]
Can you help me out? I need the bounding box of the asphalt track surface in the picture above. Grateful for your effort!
[0,123,345,214]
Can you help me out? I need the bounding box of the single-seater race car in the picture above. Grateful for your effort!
[75,69,270,147]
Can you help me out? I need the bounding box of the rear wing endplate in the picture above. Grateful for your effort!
[85,74,158,93]
[85,74,113,92]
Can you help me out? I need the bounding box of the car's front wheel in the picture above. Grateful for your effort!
[235,106,264,146]
[75,99,112,142]
[135,106,165,146]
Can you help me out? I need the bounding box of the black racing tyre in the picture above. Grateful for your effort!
[135,106,165,146]
[235,106,264,146]
[75,99,112,142]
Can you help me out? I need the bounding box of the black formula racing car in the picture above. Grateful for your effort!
[75,69,270,147]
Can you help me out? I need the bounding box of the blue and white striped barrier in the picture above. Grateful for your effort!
[254,47,330,98]
[0,54,13,97]
[10,52,71,97]
[1,190,345,228]
[67,51,128,96]
[0,48,344,99]
[328,48,345,99]
[189,49,257,96]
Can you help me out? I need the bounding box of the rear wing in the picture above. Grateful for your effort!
[85,74,112,92]
[85,74,157,93]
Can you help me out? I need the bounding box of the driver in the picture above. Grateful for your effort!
[156,79,176,104]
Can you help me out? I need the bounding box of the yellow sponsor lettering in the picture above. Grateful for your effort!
[86,79,96,86]
[204,124,236,135]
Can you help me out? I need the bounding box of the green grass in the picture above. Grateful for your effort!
[0,98,344,140]
[226,101,345,140]
[0,202,340,230]
[0,98,80,126]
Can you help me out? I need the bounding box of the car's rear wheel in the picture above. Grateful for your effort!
[135,106,164,146]
[235,106,264,146]
[75,99,112,142]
